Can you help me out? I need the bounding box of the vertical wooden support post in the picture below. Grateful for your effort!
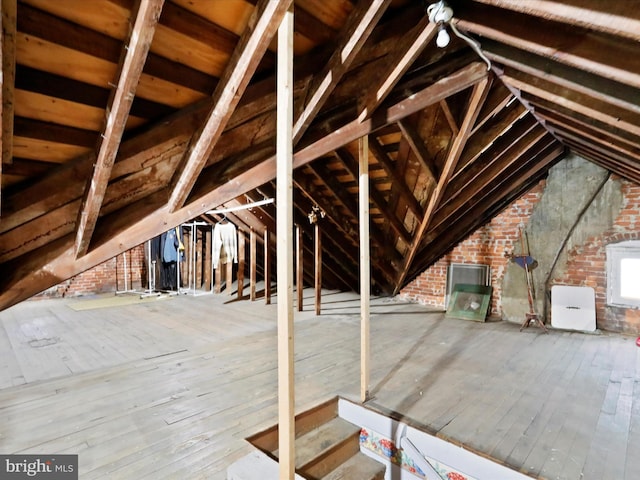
[204,227,212,291]
[250,229,257,301]
[277,6,295,479]
[296,225,304,311]
[196,227,203,288]
[183,227,190,289]
[314,223,322,315]
[359,136,371,403]
[264,228,271,304]
[215,264,221,293]
[226,258,233,294]
[237,231,245,299]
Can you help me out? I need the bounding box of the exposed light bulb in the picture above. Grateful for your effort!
[436,26,450,48]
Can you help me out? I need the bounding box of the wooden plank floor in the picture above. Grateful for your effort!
[0,289,638,479]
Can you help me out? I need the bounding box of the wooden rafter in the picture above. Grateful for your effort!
[472,0,640,42]
[74,0,164,258]
[413,142,564,278]
[435,125,548,232]
[357,17,437,121]
[292,0,392,144]
[397,119,439,181]
[1,0,15,168]
[394,76,492,294]
[336,147,411,244]
[456,3,640,90]
[484,42,640,118]
[368,136,423,220]
[503,73,640,139]
[0,62,487,268]
[167,0,292,212]
[0,62,487,310]
[439,99,459,136]
[456,100,528,173]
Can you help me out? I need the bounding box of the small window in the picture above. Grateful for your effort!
[607,241,640,308]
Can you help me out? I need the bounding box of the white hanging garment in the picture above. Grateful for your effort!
[212,222,238,269]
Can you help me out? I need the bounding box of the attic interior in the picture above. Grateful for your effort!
[1,0,640,479]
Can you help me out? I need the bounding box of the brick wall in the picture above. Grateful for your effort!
[401,181,545,317]
[37,244,147,299]
[551,176,640,334]
[401,176,640,336]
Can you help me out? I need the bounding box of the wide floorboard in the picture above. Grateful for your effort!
[0,290,638,479]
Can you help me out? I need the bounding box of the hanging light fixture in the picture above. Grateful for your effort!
[426,0,491,70]
[427,1,453,47]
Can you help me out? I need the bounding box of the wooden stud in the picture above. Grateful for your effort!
[250,229,257,301]
[314,223,321,316]
[204,227,212,292]
[264,228,271,305]
[1,0,16,170]
[296,225,304,311]
[237,230,245,299]
[196,227,203,288]
[276,5,295,479]
[226,257,233,295]
[359,136,371,403]
[215,263,222,294]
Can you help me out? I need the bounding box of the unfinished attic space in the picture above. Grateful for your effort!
[1,0,640,479]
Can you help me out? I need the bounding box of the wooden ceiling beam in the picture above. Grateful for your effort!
[455,100,528,174]
[74,0,164,258]
[336,147,412,245]
[439,116,540,217]
[394,76,492,294]
[2,157,50,178]
[17,3,214,96]
[292,0,392,144]
[300,163,400,283]
[0,62,487,308]
[562,140,640,185]
[483,40,640,117]
[244,0,337,45]
[545,117,640,163]
[368,135,423,220]
[505,74,640,139]
[410,145,561,280]
[456,2,640,90]
[15,66,174,119]
[416,141,563,276]
[501,67,640,128]
[2,61,487,258]
[295,167,359,242]
[535,106,640,152]
[167,0,292,212]
[554,127,640,172]
[14,117,97,148]
[357,18,437,121]
[2,0,16,169]
[470,82,513,135]
[397,119,438,181]
[434,127,550,232]
[471,0,640,42]
[439,99,459,136]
